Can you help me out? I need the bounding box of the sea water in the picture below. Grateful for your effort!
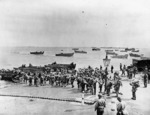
[0,47,150,71]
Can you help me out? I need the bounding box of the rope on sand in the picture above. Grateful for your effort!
[0,94,95,105]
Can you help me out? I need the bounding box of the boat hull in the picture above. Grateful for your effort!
[75,50,87,53]
[106,52,118,56]
[55,53,74,57]
[129,53,142,57]
[30,51,44,55]
[112,54,128,59]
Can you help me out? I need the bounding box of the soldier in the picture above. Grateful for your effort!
[105,80,113,96]
[114,78,122,97]
[111,65,114,73]
[104,73,108,93]
[28,73,32,86]
[116,97,124,115]
[34,74,38,87]
[40,74,44,86]
[143,73,148,88]
[99,77,104,93]
[24,73,28,84]
[120,63,122,71]
[130,79,140,100]
[148,70,150,84]
[81,77,85,92]
[121,68,125,77]
[100,66,102,71]
[77,75,82,89]
[133,66,137,77]
[126,68,130,79]
[70,74,75,88]
[95,93,106,115]
[51,74,55,86]
[93,78,97,95]
[62,73,67,87]
[114,71,119,81]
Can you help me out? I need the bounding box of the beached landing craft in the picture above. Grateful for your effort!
[74,50,87,54]
[112,54,128,59]
[0,62,76,82]
[30,51,44,55]
[55,53,74,57]
[45,62,76,71]
[128,59,150,71]
[129,53,143,57]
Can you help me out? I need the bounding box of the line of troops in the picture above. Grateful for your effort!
[12,66,124,98]
[11,65,150,100]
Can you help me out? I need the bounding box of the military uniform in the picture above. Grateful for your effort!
[130,81,140,100]
[114,80,122,97]
[99,78,104,93]
[95,97,106,115]
[106,80,113,96]
[143,74,148,87]
[70,75,75,88]
[29,76,33,86]
[111,66,114,73]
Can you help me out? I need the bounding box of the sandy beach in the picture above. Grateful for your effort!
[0,73,150,115]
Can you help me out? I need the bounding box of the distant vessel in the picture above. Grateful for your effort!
[112,54,128,59]
[106,51,118,56]
[120,50,127,52]
[55,53,74,57]
[92,47,100,51]
[74,50,87,54]
[30,51,44,55]
[125,48,135,51]
[72,48,79,51]
[132,50,139,52]
[105,50,113,52]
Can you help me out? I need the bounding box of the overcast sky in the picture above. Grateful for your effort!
[0,0,150,48]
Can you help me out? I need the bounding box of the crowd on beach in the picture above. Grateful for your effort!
[8,63,150,98]
[1,63,150,115]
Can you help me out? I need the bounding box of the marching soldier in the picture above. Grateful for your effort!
[70,74,75,88]
[95,93,106,115]
[28,73,33,86]
[114,78,122,97]
[105,79,113,96]
[133,66,137,77]
[99,77,104,93]
[120,63,122,71]
[143,73,148,88]
[93,78,97,95]
[111,65,114,73]
[130,79,140,100]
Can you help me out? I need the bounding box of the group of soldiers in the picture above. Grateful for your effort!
[75,66,123,97]
[8,64,150,101]
[11,65,123,98]
[14,69,76,88]
[94,65,150,115]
